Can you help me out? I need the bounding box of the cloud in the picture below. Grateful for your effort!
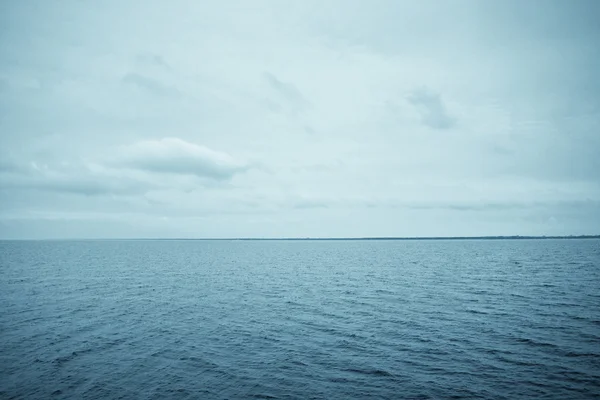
[286,195,600,214]
[0,138,249,198]
[115,137,249,180]
[407,88,455,129]
[292,198,330,210]
[0,156,26,174]
[121,73,180,97]
[399,200,599,212]
[24,175,149,196]
[135,53,171,70]
[263,72,309,114]
[0,159,155,196]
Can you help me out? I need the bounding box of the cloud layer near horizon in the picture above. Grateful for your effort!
[1,0,599,238]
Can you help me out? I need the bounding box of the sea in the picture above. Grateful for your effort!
[1,239,599,399]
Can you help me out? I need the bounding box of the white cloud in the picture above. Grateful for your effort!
[0,158,155,196]
[114,137,249,180]
[0,137,249,197]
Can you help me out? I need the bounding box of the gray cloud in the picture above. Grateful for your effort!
[136,53,171,70]
[121,73,180,97]
[407,88,455,130]
[0,162,153,196]
[16,176,148,197]
[263,72,309,114]
[115,138,249,180]
[0,156,26,174]
[400,200,600,212]
[284,195,600,214]
[0,139,247,197]
[292,199,330,210]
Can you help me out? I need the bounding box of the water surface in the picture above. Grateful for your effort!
[1,239,599,399]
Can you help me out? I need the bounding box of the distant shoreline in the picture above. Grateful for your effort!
[221,235,598,241]
[4,235,600,241]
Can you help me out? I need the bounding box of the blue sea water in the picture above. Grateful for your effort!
[1,239,599,399]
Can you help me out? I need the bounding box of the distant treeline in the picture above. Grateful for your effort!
[227,235,600,241]
[54,235,600,241]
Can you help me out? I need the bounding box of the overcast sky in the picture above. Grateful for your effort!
[1,0,599,239]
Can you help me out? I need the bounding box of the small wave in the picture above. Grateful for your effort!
[335,339,368,352]
[343,368,394,377]
[563,351,600,358]
[249,394,278,399]
[464,309,489,315]
[514,337,559,348]
[509,293,530,299]
[328,376,353,383]
[373,289,395,295]
[52,348,94,366]
[496,355,540,367]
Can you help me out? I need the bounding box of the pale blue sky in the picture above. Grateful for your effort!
[1,0,599,238]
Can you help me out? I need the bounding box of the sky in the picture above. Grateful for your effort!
[1,0,599,239]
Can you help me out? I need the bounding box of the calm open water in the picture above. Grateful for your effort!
[1,239,599,399]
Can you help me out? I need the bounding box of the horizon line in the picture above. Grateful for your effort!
[3,235,600,241]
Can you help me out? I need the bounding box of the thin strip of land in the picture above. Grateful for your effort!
[5,235,600,241]
[227,235,600,240]
[97,235,600,241]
